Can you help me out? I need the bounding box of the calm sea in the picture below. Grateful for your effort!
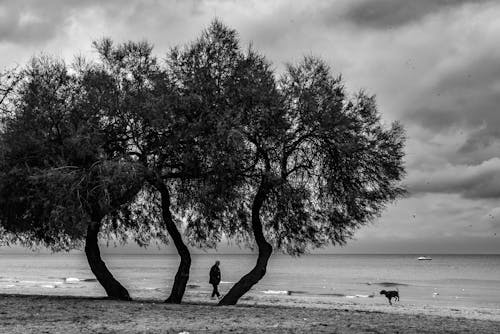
[1,253,499,308]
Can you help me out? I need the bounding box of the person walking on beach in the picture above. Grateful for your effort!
[209,260,221,299]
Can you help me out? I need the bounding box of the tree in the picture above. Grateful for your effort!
[0,56,166,300]
[216,56,406,304]
[91,29,249,303]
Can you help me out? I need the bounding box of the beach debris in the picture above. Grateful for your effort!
[64,277,80,283]
[432,292,439,297]
[345,294,374,299]
[178,332,190,334]
[63,277,96,283]
[262,290,289,295]
[312,322,329,326]
[373,282,408,287]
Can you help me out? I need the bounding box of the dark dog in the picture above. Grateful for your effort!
[380,289,399,305]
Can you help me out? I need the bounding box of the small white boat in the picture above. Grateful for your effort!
[417,256,432,261]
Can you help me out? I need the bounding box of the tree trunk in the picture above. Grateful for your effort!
[219,180,272,305]
[158,183,191,304]
[85,219,131,301]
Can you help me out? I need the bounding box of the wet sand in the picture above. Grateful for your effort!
[0,293,499,333]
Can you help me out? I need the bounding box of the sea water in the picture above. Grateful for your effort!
[1,253,499,308]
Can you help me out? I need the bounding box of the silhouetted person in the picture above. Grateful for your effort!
[209,260,221,299]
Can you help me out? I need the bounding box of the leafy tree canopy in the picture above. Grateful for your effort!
[0,56,167,251]
[174,22,406,256]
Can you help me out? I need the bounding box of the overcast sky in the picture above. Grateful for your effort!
[1,0,499,254]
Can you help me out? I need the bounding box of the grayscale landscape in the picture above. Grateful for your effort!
[1,1,499,333]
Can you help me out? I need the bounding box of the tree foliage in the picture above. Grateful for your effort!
[258,57,406,255]
[0,56,167,251]
[171,22,406,257]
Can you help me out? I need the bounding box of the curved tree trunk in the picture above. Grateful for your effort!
[157,183,191,304]
[219,181,272,305]
[85,218,131,301]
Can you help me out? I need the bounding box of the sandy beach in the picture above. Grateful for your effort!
[1,293,499,333]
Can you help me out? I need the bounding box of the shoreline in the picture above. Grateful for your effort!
[1,293,499,333]
[222,293,500,322]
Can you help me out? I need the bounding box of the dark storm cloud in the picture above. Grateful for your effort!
[407,158,500,199]
[341,0,491,29]
[459,128,500,154]
[408,85,500,133]
[403,48,500,165]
